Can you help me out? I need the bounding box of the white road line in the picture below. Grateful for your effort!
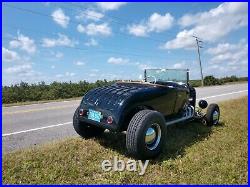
[2,122,72,137]
[2,89,248,137]
[3,100,81,109]
[63,100,70,103]
[196,90,248,100]
[5,102,56,108]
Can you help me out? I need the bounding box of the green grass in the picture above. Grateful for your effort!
[2,97,248,184]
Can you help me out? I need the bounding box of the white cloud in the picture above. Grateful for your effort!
[77,24,85,32]
[4,64,32,74]
[148,13,174,32]
[127,12,174,37]
[76,10,104,21]
[164,2,248,49]
[66,72,75,77]
[128,24,148,37]
[2,47,19,62]
[9,33,36,54]
[107,57,129,65]
[55,52,64,58]
[56,72,75,78]
[205,63,247,78]
[107,57,155,71]
[55,74,63,78]
[97,2,127,11]
[51,65,55,69]
[75,61,85,66]
[136,62,155,70]
[42,34,78,48]
[46,51,64,61]
[89,73,97,77]
[161,30,195,49]
[77,23,111,36]
[172,62,186,69]
[85,38,98,46]
[207,40,248,65]
[206,40,246,55]
[3,63,44,85]
[51,8,70,28]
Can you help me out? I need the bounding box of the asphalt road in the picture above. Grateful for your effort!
[2,83,248,153]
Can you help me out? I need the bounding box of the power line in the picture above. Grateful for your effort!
[3,3,197,55]
[3,3,198,61]
[3,24,198,61]
[60,2,179,42]
[67,2,138,25]
[2,35,169,59]
[3,23,162,55]
[3,3,168,44]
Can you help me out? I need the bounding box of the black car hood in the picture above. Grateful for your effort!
[82,82,160,110]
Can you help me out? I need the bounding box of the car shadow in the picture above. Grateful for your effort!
[95,131,128,156]
[95,121,224,161]
[151,121,224,163]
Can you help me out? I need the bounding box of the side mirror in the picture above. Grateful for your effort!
[198,100,208,109]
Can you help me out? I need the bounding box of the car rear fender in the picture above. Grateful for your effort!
[118,104,155,131]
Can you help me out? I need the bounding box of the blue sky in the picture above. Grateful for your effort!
[2,2,248,85]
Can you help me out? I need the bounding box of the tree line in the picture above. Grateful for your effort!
[2,80,114,104]
[189,75,247,87]
[2,76,247,104]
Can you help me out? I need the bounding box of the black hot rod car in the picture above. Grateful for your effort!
[73,69,220,159]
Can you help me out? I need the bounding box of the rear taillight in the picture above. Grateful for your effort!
[79,109,86,116]
[107,116,113,124]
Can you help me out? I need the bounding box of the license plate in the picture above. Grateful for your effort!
[88,109,102,122]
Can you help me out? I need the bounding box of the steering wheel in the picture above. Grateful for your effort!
[147,76,157,84]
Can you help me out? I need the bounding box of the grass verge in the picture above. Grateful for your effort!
[2,97,248,184]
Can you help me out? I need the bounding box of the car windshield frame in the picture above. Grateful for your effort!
[144,68,189,84]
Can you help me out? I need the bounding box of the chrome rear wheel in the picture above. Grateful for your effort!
[145,123,161,150]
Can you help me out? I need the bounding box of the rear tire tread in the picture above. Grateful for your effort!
[126,110,152,157]
[126,110,166,159]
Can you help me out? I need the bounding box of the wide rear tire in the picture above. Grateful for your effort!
[126,110,167,160]
[73,107,104,138]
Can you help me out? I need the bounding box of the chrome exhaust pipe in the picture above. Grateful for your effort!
[166,106,194,126]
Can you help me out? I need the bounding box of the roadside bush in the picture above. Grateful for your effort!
[189,80,201,87]
[204,75,222,86]
[2,80,114,104]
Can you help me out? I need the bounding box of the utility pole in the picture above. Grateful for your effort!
[193,35,204,87]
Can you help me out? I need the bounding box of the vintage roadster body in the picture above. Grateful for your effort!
[73,69,220,159]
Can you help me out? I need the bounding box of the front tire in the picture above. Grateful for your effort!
[73,107,104,138]
[205,104,220,126]
[126,110,167,159]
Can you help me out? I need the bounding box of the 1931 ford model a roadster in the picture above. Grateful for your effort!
[73,69,220,159]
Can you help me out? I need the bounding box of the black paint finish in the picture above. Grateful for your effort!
[78,81,193,132]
